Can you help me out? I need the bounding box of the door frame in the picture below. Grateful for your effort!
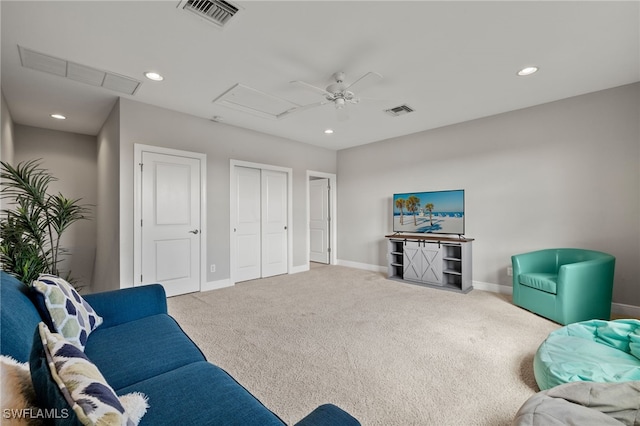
[230,159,293,285]
[134,144,207,291]
[306,170,337,266]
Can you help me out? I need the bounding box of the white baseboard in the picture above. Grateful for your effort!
[473,281,513,295]
[291,264,310,274]
[336,259,387,273]
[611,302,640,318]
[201,279,232,292]
[338,261,640,317]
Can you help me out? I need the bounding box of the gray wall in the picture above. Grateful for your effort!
[1,91,15,166]
[93,100,121,293]
[116,98,337,288]
[337,83,640,306]
[12,124,98,289]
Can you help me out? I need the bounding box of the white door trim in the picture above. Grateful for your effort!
[306,171,337,265]
[134,144,207,291]
[230,159,293,285]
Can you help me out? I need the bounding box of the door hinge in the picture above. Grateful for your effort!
[139,163,143,172]
[140,219,143,227]
[328,247,332,253]
[140,274,143,283]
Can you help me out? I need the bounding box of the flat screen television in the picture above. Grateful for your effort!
[393,189,465,235]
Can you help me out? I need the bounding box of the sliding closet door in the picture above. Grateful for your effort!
[233,165,288,282]
[234,166,262,282]
[261,170,288,277]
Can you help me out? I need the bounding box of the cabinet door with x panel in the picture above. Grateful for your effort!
[403,241,443,286]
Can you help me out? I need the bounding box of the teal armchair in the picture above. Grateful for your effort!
[511,248,615,325]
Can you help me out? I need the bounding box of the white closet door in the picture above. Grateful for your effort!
[261,170,288,277]
[234,166,262,282]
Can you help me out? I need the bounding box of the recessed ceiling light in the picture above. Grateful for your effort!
[50,114,66,120]
[517,66,539,76]
[324,129,334,134]
[144,71,164,81]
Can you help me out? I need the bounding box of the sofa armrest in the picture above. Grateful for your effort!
[83,284,168,329]
[294,404,360,426]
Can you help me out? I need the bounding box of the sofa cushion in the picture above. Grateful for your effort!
[0,272,44,363]
[85,314,206,390]
[30,323,149,426]
[116,361,285,426]
[32,274,103,350]
[519,272,557,294]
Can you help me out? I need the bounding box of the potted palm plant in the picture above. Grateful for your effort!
[0,159,91,287]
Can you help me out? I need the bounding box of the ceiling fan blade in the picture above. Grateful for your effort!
[290,80,332,97]
[277,101,328,119]
[344,71,383,93]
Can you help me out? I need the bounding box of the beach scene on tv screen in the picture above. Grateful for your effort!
[393,190,464,234]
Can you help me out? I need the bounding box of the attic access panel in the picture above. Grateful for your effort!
[213,84,300,120]
[18,46,141,95]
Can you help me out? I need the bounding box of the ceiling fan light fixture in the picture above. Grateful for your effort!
[517,66,539,76]
[335,98,346,109]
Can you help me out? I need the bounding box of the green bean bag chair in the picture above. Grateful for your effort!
[534,319,640,391]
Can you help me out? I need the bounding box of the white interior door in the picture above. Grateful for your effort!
[234,166,262,282]
[141,152,201,297]
[309,178,330,264]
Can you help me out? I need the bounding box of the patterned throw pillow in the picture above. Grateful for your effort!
[36,323,148,426]
[32,274,103,350]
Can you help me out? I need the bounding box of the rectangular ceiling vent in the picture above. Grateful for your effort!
[178,0,240,28]
[18,46,141,95]
[385,104,415,117]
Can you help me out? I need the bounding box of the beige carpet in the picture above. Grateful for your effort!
[167,265,559,425]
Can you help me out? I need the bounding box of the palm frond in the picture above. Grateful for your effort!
[0,160,89,287]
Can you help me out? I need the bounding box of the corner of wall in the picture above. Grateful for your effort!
[92,99,122,293]
[1,90,16,166]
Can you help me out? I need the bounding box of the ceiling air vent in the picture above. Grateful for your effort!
[178,0,240,28]
[385,104,415,117]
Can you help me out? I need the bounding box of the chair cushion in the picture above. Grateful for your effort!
[519,273,557,294]
[84,314,206,390]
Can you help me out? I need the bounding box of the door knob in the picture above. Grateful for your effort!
[189,229,199,234]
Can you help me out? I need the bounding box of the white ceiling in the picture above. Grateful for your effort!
[2,1,639,151]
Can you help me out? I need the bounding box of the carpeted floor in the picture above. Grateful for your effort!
[167,265,560,425]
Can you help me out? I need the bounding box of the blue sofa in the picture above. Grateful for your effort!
[0,271,359,425]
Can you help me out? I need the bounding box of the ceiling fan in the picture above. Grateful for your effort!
[282,71,383,120]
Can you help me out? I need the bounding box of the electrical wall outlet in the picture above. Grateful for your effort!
[210,264,216,273]
[507,266,513,276]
